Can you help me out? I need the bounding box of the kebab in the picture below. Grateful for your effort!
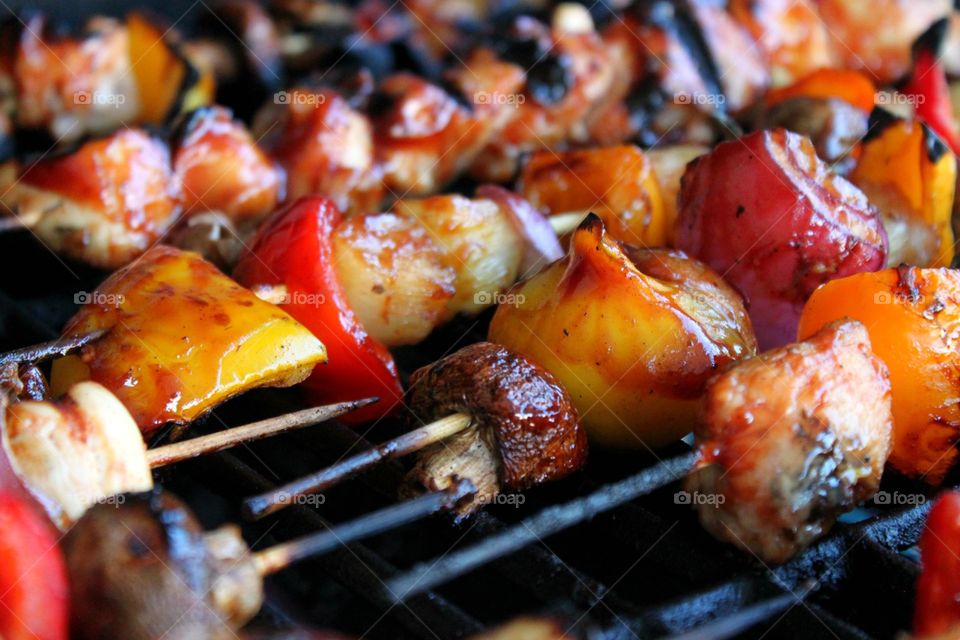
[64,484,475,639]
[244,341,587,520]
[383,317,893,600]
[0,379,374,529]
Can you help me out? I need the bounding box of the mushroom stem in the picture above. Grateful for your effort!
[252,479,475,576]
[0,330,107,367]
[243,412,474,521]
[145,398,379,467]
[548,211,589,236]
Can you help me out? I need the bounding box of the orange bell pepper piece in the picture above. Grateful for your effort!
[765,68,877,113]
[797,267,960,484]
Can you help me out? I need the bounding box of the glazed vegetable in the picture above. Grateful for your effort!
[902,19,960,156]
[51,245,327,435]
[234,197,403,423]
[405,342,585,516]
[518,145,667,247]
[797,267,960,485]
[676,128,888,350]
[686,320,892,564]
[850,109,956,268]
[173,106,282,222]
[489,215,757,449]
[915,492,960,637]
[764,68,876,114]
[14,128,180,269]
[0,492,68,640]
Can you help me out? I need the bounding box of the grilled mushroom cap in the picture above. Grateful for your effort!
[405,342,586,516]
[65,490,262,640]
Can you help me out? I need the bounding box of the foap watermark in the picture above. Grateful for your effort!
[272,290,326,307]
[475,492,526,508]
[675,490,725,507]
[474,291,525,306]
[873,291,924,305]
[674,91,725,107]
[274,91,326,107]
[473,91,526,107]
[875,92,926,108]
[73,90,126,108]
[74,291,125,307]
[873,491,926,506]
[269,492,327,508]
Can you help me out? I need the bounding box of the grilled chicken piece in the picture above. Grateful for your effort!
[257,88,384,214]
[173,106,283,222]
[728,0,834,86]
[65,490,261,640]
[686,320,893,564]
[14,128,180,269]
[405,342,586,517]
[370,72,493,195]
[332,212,456,346]
[490,215,757,449]
[50,246,327,435]
[758,97,869,172]
[0,382,152,529]
[0,15,140,141]
[469,7,618,182]
[393,194,525,316]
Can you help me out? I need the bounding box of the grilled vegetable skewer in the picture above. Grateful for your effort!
[245,342,587,520]
[65,483,474,640]
[1,381,376,528]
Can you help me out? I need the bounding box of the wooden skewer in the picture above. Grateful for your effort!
[0,330,107,367]
[244,412,474,521]
[252,478,475,576]
[146,397,379,467]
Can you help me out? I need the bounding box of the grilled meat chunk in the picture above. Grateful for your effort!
[686,320,892,564]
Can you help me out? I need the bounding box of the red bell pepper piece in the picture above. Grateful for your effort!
[234,197,403,423]
[0,492,68,640]
[902,18,960,155]
[916,491,960,636]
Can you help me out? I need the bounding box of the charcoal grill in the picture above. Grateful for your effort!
[0,1,938,637]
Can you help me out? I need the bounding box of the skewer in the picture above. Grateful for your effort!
[252,478,475,575]
[0,330,106,367]
[244,412,473,520]
[386,451,697,601]
[146,397,379,467]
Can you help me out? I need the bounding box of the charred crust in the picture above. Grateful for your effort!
[921,122,950,163]
[863,107,901,143]
[912,17,950,59]
[895,264,922,303]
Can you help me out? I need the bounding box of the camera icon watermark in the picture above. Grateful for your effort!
[274,90,326,107]
[73,90,126,108]
[674,92,725,107]
[474,291,525,307]
[873,491,926,506]
[873,291,924,305]
[473,91,526,107]
[675,490,725,507]
[74,291,125,307]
